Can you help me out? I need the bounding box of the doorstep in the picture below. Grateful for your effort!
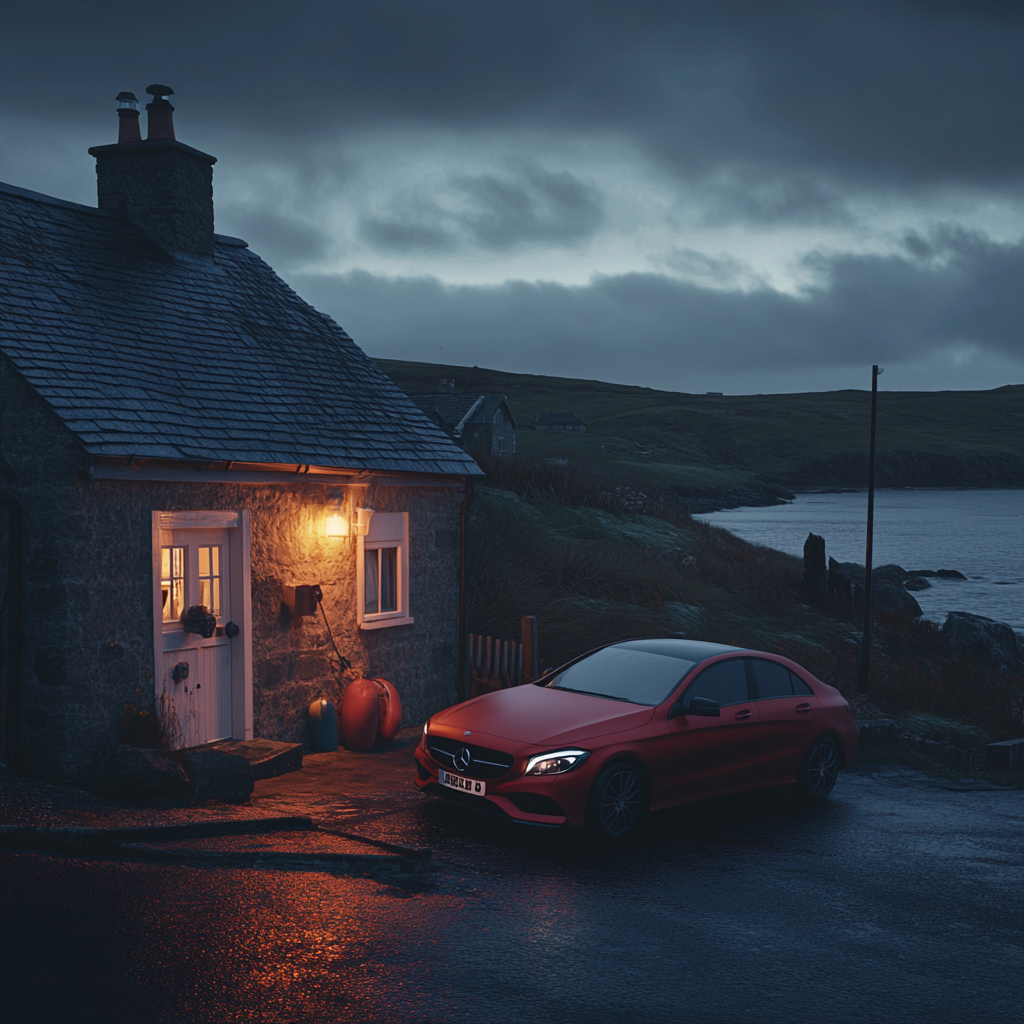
[207,738,304,780]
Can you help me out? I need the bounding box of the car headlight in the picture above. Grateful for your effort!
[423,720,429,736]
[524,749,590,776]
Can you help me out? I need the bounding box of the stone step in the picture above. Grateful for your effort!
[211,739,303,780]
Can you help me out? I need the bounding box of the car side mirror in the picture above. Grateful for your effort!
[684,697,721,717]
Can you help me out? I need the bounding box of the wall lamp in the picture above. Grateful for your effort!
[325,502,374,538]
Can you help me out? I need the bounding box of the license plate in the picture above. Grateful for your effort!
[438,769,486,796]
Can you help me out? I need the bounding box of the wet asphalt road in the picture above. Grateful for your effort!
[1,765,1021,1024]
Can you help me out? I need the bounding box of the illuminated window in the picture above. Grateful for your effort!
[161,546,185,622]
[358,513,412,629]
[198,546,221,616]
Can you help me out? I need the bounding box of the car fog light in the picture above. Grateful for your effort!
[524,749,590,776]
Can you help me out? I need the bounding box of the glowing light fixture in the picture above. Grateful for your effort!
[325,499,348,538]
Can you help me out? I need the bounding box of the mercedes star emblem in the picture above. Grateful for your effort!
[453,746,472,772]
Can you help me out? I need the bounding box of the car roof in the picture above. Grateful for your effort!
[611,638,743,662]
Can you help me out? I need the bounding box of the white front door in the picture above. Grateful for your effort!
[152,511,252,749]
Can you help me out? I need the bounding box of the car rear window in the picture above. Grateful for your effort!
[547,645,696,705]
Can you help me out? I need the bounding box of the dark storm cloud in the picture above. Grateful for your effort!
[3,1,1022,202]
[296,227,1024,380]
[223,208,332,264]
[359,167,603,252]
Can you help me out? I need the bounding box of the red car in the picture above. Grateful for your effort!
[415,638,859,837]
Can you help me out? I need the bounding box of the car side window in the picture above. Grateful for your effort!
[790,672,813,696]
[749,659,793,699]
[682,659,751,708]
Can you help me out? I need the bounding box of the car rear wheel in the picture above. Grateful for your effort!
[796,736,840,800]
[586,762,644,838]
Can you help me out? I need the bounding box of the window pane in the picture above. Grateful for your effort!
[161,546,185,623]
[364,549,380,615]
[790,672,814,695]
[750,659,793,699]
[380,547,398,613]
[683,659,750,707]
[197,545,222,616]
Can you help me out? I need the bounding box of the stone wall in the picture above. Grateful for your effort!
[1,355,464,784]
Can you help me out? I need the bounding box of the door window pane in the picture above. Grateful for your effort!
[682,659,750,707]
[161,546,185,623]
[749,659,793,699]
[198,546,221,616]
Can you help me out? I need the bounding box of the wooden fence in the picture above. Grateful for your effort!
[466,615,540,698]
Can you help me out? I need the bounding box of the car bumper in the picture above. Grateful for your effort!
[414,740,591,827]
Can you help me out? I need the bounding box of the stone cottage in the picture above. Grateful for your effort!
[408,382,517,458]
[0,86,482,784]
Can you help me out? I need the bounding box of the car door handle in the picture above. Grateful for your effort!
[734,709,752,721]
[796,703,812,714]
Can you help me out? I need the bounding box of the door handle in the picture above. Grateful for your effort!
[796,703,812,714]
[734,709,752,721]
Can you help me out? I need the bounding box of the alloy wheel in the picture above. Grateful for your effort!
[599,766,642,836]
[806,740,839,797]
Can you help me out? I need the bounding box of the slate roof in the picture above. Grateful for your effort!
[408,393,516,435]
[0,181,482,476]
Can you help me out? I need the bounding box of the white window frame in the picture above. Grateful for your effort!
[357,512,413,630]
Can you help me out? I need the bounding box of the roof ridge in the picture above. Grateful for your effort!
[0,180,119,218]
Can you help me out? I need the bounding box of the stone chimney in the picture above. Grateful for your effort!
[88,85,217,256]
[438,379,455,393]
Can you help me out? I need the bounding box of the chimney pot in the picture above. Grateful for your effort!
[115,91,142,144]
[145,83,176,140]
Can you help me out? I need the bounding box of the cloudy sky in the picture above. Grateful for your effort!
[2,1,1022,394]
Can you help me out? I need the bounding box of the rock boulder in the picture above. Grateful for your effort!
[91,744,189,805]
[827,560,922,616]
[941,612,1020,672]
[180,748,254,803]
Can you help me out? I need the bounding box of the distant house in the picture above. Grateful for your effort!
[0,87,482,783]
[534,412,586,433]
[409,383,517,457]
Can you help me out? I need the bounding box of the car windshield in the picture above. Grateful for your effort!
[545,642,697,706]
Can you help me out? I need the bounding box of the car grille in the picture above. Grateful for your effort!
[426,736,514,779]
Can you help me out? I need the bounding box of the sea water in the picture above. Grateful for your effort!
[694,489,1023,631]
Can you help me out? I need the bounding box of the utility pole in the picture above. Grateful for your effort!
[859,365,882,694]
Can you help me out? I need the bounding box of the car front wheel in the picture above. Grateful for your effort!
[796,736,840,800]
[586,762,644,838]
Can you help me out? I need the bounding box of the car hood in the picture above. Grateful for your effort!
[431,684,655,747]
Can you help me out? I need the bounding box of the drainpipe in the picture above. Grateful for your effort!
[0,491,23,771]
[457,478,474,702]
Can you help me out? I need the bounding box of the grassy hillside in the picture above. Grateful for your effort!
[377,358,1024,493]
[465,457,1023,745]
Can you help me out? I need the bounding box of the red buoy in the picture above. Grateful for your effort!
[374,678,402,743]
[341,678,380,751]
